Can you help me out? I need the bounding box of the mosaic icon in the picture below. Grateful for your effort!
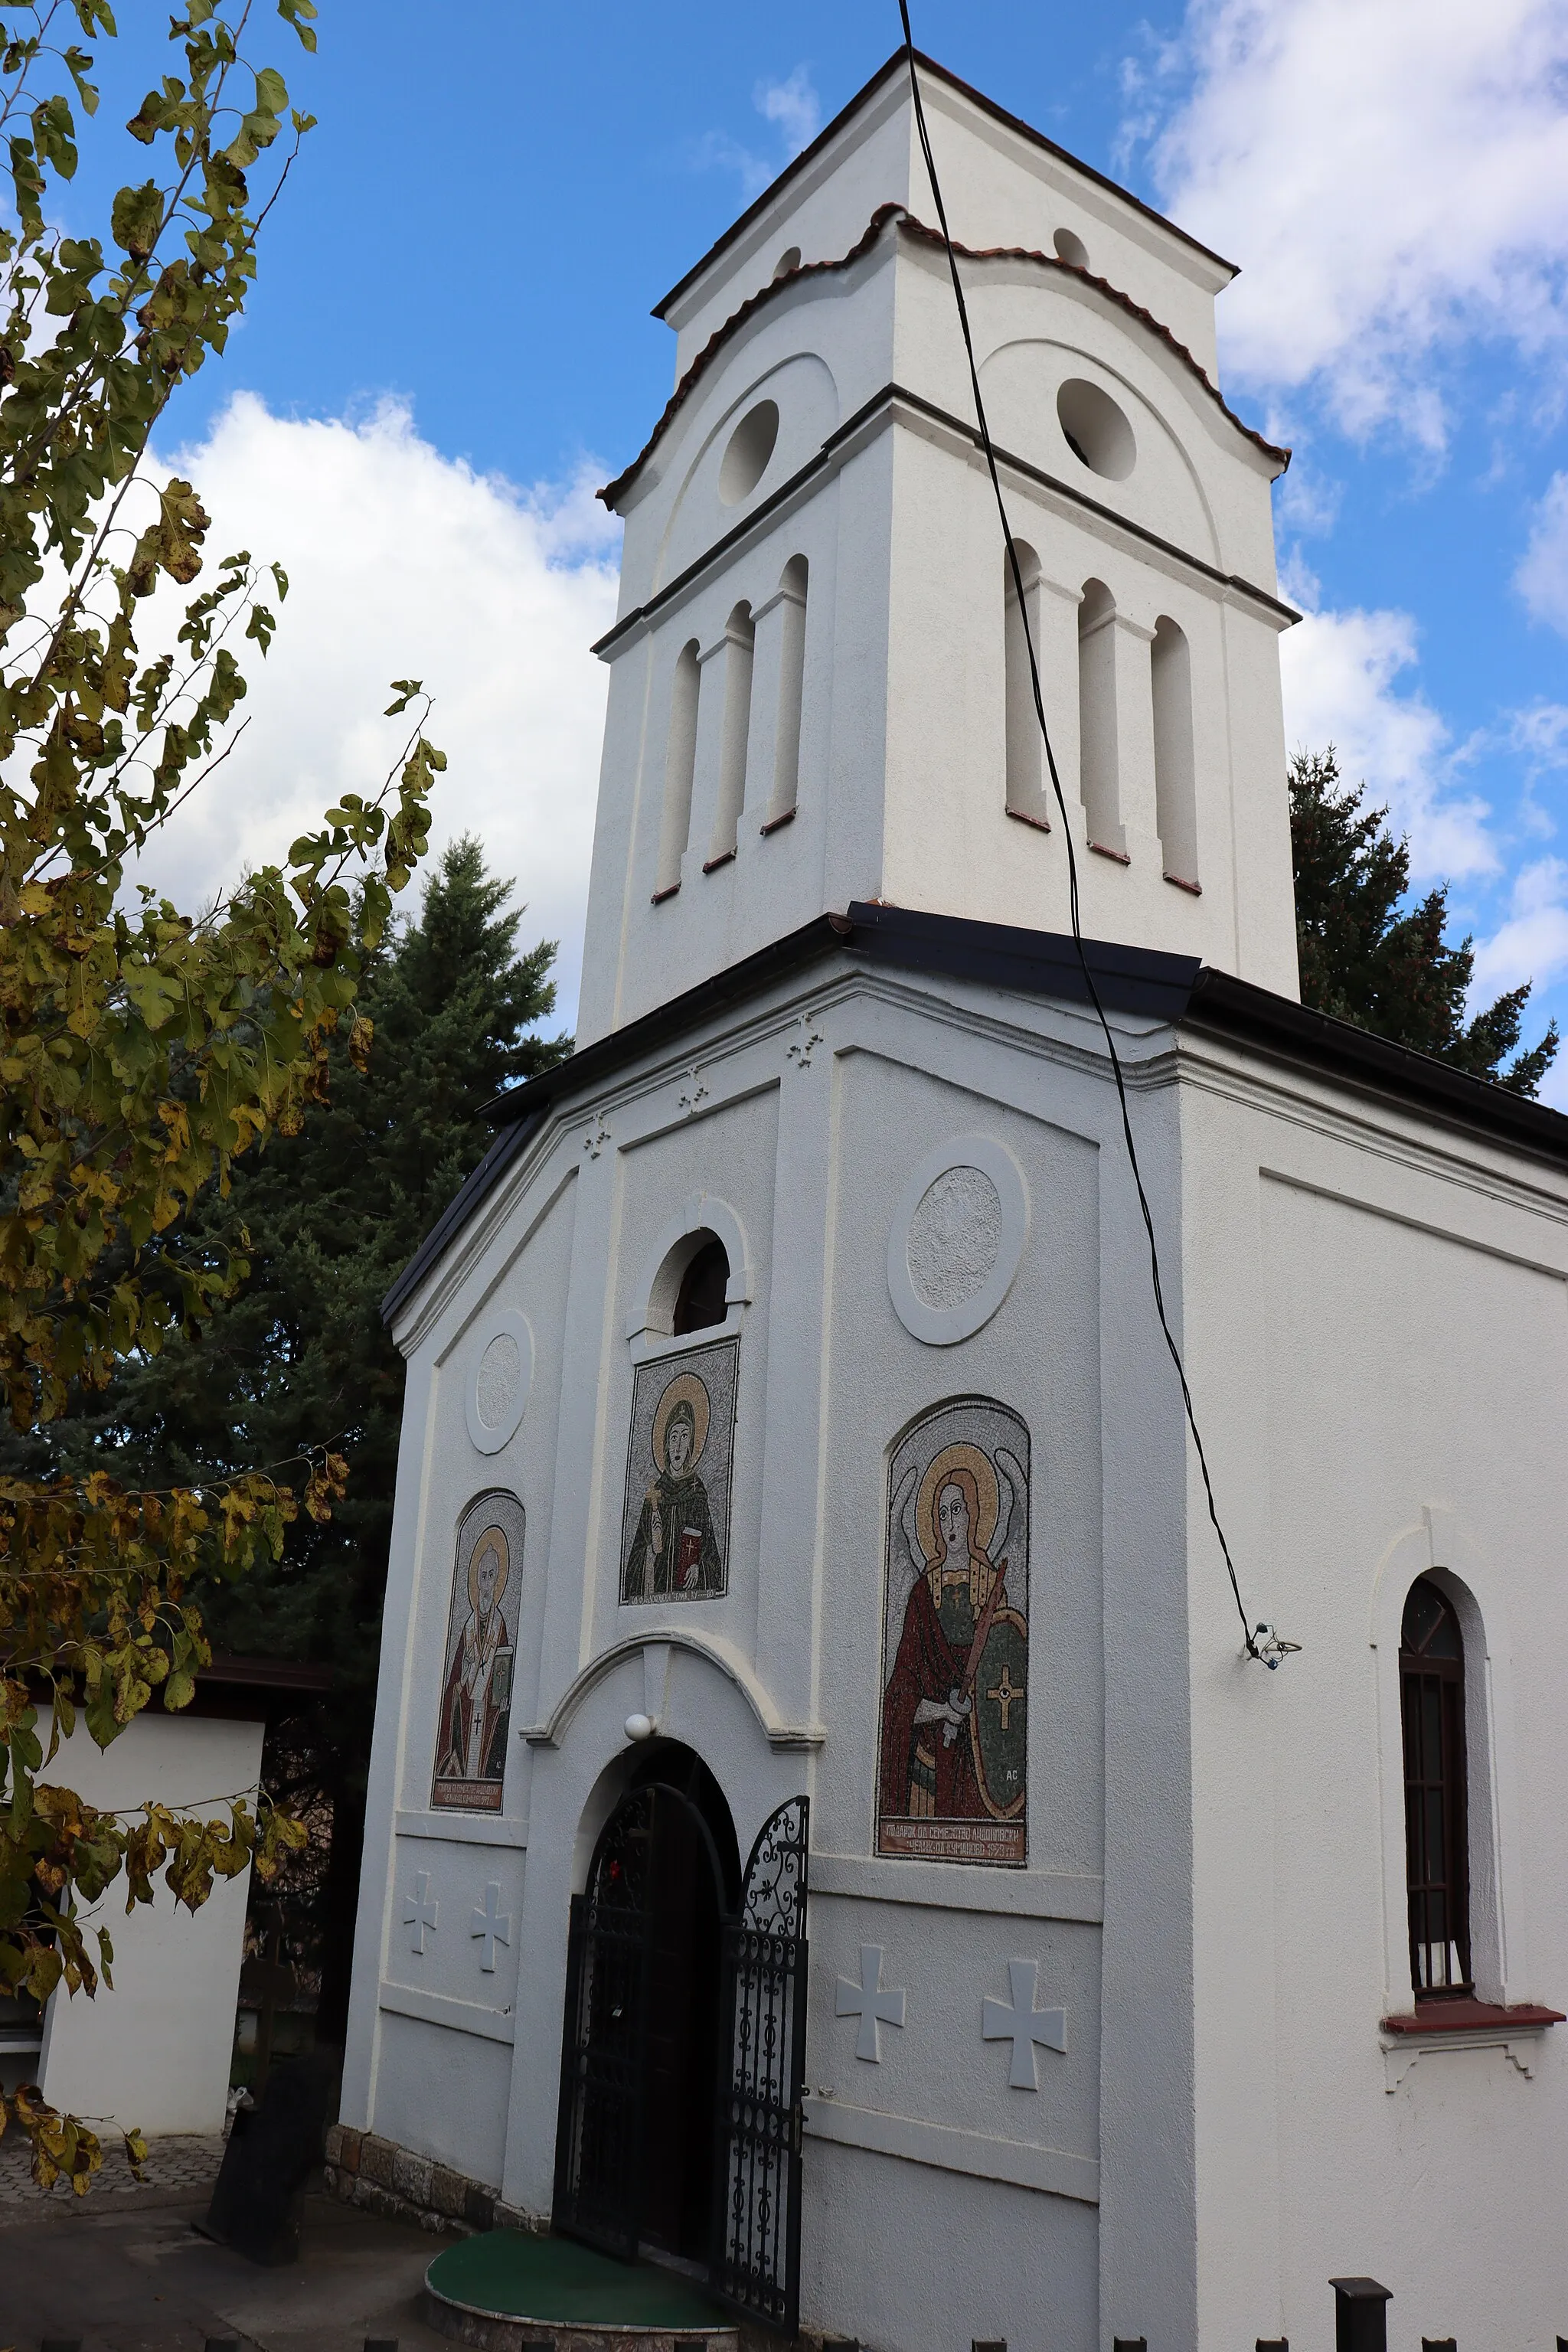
[877,1398,1030,1865]
[619,1337,740,1604]
[430,1490,523,1812]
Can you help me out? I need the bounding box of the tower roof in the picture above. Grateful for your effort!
[652,47,1240,328]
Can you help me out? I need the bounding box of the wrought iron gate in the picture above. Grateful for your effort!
[711,1795,811,2336]
[552,1785,655,2257]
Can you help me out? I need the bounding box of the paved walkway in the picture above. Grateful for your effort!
[0,2180,455,2352]
[0,2132,223,2210]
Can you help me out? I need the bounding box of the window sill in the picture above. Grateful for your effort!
[1380,1999,1565,2035]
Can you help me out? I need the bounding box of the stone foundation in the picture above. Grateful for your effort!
[323,2122,540,2239]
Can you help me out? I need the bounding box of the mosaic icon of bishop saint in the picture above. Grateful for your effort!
[622,1368,726,1600]
[878,1413,1029,1864]
[431,1514,517,1810]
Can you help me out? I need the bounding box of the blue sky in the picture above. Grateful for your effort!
[106,1,1568,1092]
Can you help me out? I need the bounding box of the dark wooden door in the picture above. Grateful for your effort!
[553,1779,725,2262]
[639,1785,724,2258]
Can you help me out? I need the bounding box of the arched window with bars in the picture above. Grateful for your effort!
[1400,1576,1471,1997]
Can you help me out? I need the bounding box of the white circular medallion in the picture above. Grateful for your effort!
[464,1307,534,1455]
[887,1135,1029,1346]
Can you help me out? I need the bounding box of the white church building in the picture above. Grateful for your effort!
[341,49,1568,2350]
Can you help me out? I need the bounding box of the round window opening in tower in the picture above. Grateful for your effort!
[672,1235,730,1334]
[718,399,780,505]
[1057,378,1135,481]
[1053,226,1089,270]
[773,246,802,279]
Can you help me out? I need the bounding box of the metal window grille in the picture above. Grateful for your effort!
[1399,1579,1470,1996]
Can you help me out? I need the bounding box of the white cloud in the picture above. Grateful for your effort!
[1279,602,1498,879]
[1510,698,1568,769]
[1142,0,1568,439]
[755,67,822,159]
[691,66,822,198]
[139,394,618,1028]
[1516,470,1568,633]
[1470,856,1568,1001]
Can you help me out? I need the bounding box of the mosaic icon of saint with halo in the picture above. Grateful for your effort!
[431,1491,523,1812]
[619,1338,739,1603]
[878,1400,1030,1865]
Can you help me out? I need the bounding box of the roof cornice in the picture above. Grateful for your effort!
[601,205,1287,514]
[382,906,1568,1330]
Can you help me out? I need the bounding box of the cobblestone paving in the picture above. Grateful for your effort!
[0,2128,222,2207]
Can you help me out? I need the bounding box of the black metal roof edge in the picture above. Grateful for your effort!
[380,906,1204,1325]
[381,1112,544,1328]
[1186,967,1568,1164]
[382,906,1568,1328]
[652,49,1236,325]
[485,902,1200,1132]
[844,900,1202,1018]
[378,916,856,1327]
[487,911,854,1128]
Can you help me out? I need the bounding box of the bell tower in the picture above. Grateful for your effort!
[575,51,1300,1045]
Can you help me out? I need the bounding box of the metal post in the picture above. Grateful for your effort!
[1331,2277,1393,2352]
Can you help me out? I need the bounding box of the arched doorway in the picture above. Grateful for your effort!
[552,1751,812,2332]
[552,1746,736,2265]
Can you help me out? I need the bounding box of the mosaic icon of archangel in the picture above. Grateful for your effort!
[619,1337,739,1603]
[431,1491,524,1812]
[878,1400,1030,1865]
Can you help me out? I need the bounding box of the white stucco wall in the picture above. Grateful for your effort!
[1178,1047,1568,2349]
[38,1712,263,2137]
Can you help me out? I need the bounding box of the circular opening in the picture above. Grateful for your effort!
[718,398,779,505]
[773,246,802,279]
[1056,377,1135,481]
[1053,226,1089,270]
[673,1234,730,1334]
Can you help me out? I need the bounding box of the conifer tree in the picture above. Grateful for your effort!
[1289,746,1559,1096]
[44,837,568,2030]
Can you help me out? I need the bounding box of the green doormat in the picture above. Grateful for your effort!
[426,2230,733,2330]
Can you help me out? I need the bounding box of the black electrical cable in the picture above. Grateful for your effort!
[896,11,1263,1663]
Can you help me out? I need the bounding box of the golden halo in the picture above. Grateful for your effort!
[916,1442,1001,1565]
[652,1370,711,1473]
[466,1524,511,1615]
